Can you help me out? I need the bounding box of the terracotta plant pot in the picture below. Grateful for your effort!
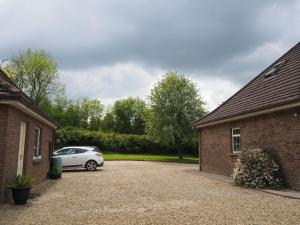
[10,186,31,205]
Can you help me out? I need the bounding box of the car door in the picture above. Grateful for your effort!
[55,148,76,166]
[63,148,79,166]
[73,148,89,166]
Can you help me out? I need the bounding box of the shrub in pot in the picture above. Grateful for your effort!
[9,175,35,205]
[232,148,283,189]
[48,165,62,179]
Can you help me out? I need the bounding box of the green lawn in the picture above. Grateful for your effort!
[102,152,199,164]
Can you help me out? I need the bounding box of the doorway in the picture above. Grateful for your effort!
[17,122,27,176]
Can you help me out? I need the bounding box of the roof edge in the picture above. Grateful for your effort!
[194,100,300,129]
[193,41,300,127]
[0,100,58,129]
[0,68,57,127]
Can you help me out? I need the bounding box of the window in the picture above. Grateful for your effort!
[92,147,102,153]
[264,60,286,78]
[56,148,76,155]
[75,149,88,154]
[33,127,41,159]
[231,128,241,153]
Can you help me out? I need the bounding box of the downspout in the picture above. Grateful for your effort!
[197,129,202,171]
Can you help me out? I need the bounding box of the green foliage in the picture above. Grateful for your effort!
[148,71,206,155]
[48,165,61,176]
[44,96,104,130]
[9,175,36,188]
[101,110,115,132]
[232,149,283,189]
[55,127,197,155]
[110,97,149,134]
[3,49,206,154]
[8,49,63,105]
[0,64,15,79]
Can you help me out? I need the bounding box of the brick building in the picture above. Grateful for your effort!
[193,43,300,190]
[0,69,57,203]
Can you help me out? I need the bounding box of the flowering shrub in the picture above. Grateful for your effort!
[232,149,282,188]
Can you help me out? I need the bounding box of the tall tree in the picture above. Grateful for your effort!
[46,96,104,130]
[110,97,149,134]
[8,49,62,105]
[79,97,104,130]
[100,107,116,132]
[148,71,206,158]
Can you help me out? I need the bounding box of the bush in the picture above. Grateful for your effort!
[232,149,283,189]
[55,126,197,155]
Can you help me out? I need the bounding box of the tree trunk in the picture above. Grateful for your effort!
[177,144,184,160]
[174,135,184,160]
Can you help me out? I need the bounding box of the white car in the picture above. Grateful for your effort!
[53,146,104,171]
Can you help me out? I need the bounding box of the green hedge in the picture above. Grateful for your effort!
[55,127,198,155]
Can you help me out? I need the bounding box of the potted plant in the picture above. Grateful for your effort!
[9,175,35,205]
[48,165,62,179]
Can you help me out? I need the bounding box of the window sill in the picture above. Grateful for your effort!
[230,152,240,156]
[33,157,42,164]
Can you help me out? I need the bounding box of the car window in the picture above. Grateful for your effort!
[55,149,64,155]
[92,147,102,153]
[75,149,88,154]
[56,148,76,155]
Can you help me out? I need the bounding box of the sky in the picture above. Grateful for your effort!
[0,0,299,110]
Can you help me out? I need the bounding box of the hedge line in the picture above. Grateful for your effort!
[55,127,198,155]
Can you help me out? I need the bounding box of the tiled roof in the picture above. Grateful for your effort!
[0,69,57,126]
[194,42,300,127]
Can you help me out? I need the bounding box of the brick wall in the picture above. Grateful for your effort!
[0,105,9,202]
[0,105,53,203]
[199,107,300,190]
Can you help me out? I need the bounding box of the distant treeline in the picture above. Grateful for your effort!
[2,49,207,156]
[56,127,198,155]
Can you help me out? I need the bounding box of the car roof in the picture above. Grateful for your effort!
[61,146,97,151]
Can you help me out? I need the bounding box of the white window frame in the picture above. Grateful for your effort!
[231,128,241,153]
[33,127,42,160]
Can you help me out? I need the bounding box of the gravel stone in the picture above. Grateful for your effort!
[0,161,299,225]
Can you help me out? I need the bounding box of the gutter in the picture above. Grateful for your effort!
[194,101,300,129]
[0,100,58,129]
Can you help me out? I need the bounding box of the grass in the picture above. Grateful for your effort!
[102,152,199,164]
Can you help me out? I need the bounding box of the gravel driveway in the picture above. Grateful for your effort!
[1,161,299,225]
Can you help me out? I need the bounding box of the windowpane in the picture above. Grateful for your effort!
[33,127,41,158]
[231,128,241,152]
[64,148,76,155]
[33,128,41,159]
[75,149,88,154]
[92,147,102,153]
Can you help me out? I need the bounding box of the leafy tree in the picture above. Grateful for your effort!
[46,96,104,130]
[148,71,206,158]
[0,61,15,78]
[79,97,104,130]
[100,108,116,132]
[110,97,149,134]
[7,49,63,105]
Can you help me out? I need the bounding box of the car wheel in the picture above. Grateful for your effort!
[85,160,97,171]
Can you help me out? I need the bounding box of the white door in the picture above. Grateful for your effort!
[17,122,27,176]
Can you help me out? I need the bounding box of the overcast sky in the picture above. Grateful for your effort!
[0,0,299,110]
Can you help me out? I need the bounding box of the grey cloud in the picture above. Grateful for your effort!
[0,0,299,100]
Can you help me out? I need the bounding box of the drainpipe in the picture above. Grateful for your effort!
[198,129,202,171]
